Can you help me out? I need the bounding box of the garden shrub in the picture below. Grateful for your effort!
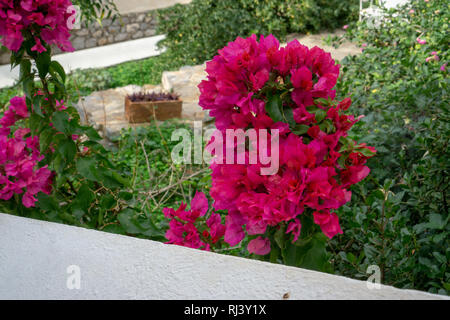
[0,0,131,230]
[107,122,211,239]
[156,0,359,65]
[329,0,449,294]
[163,34,376,271]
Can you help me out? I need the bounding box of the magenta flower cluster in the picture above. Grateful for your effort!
[0,96,53,207]
[163,191,226,251]
[196,34,376,255]
[0,0,75,52]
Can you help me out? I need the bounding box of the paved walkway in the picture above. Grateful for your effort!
[0,35,165,89]
[286,31,360,62]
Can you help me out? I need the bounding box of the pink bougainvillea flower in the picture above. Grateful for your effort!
[224,210,246,246]
[0,0,75,52]
[247,236,271,255]
[286,219,302,243]
[206,213,226,243]
[191,190,209,216]
[9,96,28,118]
[416,37,427,45]
[0,96,53,208]
[343,25,349,30]
[313,210,343,239]
[163,192,226,250]
[290,66,313,90]
[56,100,68,111]
[31,37,46,53]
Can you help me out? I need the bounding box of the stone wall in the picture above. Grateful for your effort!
[0,10,159,65]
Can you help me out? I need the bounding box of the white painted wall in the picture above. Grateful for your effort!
[0,213,446,300]
[382,0,410,9]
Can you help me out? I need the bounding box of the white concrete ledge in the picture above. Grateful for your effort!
[0,213,446,300]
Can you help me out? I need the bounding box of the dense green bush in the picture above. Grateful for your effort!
[156,0,359,65]
[72,0,118,24]
[104,122,211,240]
[329,0,449,294]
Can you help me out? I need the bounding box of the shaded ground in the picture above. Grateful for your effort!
[286,30,360,61]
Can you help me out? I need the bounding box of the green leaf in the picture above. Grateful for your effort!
[95,167,125,188]
[19,59,31,82]
[314,97,331,106]
[274,225,286,250]
[49,61,66,83]
[269,245,281,263]
[37,193,59,212]
[28,113,45,134]
[83,126,102,141]
[292,124,310,136]
[76,157,98,181]
[282,106,296,129]
[315,109,327,123]
[53,153,65,174]
[71,183,95,219]
[100,194,116,210]
[297,233,331,272]
[266,95,284,123]
[318,119,334,133]
[432,252,446,264]
[32,94,44,117]
[39,128,54,154]
[23,77,35,99]
[117,209,142,234]
[102,224,126,235]
[358,147,376,157]
[36,51,51,79]
[57,139,77,163]
[52,111,70,136]
[428,214,445,230]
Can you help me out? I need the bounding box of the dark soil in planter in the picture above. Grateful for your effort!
[127,91,180,102]
[125,91,182,123]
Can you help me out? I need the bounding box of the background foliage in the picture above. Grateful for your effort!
[72,0,118,24]
[156,0,359,65]
[328,0,449,295]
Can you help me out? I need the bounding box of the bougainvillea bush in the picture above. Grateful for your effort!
[0,0,75,52]
[163,34,375,271]
[0,95,53,207]
[0,0,130,226]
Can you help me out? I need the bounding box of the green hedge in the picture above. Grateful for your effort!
[156,0,359,65]
[330,0,449,295]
